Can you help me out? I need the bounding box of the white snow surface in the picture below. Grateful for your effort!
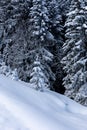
[0,75,87,130]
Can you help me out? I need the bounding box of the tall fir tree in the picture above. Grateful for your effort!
[62,0,87,105]
[25,0,55,90]
[46,0,65,93]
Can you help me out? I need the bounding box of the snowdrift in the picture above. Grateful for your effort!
[0,75,87,130]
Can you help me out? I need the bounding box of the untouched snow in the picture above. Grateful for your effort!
[0,104,27,130]
[0,75,87,130]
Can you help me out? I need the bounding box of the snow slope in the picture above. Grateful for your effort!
[0,75,87,130]
[0,104,27,130]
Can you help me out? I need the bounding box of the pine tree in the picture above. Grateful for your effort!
[62,0,87,104]
[3,0,32,80]
[46,0,65,93]
[30,55,49,91]
[28,0,55,90]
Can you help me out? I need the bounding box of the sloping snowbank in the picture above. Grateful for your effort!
[0,75,87,130]
[0,103,27,130]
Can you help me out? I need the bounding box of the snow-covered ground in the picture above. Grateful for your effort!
[0,75,87,130]
[0,104,27,130]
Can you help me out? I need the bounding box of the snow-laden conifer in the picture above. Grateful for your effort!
[62,0,87,104]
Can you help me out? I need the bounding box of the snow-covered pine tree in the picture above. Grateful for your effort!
[46,0,65,93]
[28,0,55,90]
[29,48,55,90]
[62,0,87,104]
[30,55,49,91]
[74,1,87,105]
[3,0,32,80]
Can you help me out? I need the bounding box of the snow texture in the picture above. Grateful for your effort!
[0,75,87,130]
